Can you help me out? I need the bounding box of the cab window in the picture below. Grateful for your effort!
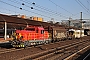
[41,30,44,34]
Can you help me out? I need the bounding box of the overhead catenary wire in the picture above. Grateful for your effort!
[21,0,90,18]
[48,0,90,19]
[0,1,27,16]
[8,0,69,21]
[87,0,90,5]
[70,12,80,18]
[78,0,90,12]
[87,0,90,12]
[0,6,42,19]
[20,1,62,15]
[9,0,58,19]
[75,0,90,14]
[0,10,11,15]
[0,0,54,20]
[21,3,54,17]
[4,0,63,21]
[0,6,24,15]
[48,0,74,15]
[75,0,87,11]
[20,0,69,19]
[1,0,89,21]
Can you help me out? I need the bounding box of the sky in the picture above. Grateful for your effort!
[0,0,90,22]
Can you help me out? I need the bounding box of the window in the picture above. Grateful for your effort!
[41,30,44,34]
[25,28,35,31]
[36,29,38,33]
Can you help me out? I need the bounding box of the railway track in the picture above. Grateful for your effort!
[0,39,77,54]
[17,39,90,60]
[0,36,89,60]
[83,53,90,60]
[0,48,24,54]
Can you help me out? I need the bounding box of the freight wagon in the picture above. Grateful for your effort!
[45,26,67,42]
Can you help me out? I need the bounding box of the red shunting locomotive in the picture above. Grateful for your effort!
[11,26,50,47]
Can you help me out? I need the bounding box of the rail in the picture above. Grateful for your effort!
[17,39,90,60]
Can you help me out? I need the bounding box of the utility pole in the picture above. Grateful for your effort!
[4,21,7,40]
[80,12,82,28]
[80,12,82,39]
[69,17,72,28]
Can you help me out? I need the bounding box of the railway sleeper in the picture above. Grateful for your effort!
[16,40,89,60]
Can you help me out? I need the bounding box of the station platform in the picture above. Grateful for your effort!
[0,38,12,43]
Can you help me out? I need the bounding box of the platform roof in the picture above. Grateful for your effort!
[0,14,51,29]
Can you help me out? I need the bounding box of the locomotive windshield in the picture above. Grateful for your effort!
[25,28,35,31]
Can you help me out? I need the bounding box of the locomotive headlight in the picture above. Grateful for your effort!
[12,41,16,44]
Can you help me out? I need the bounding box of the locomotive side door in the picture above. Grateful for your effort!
[37,27,44,40]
